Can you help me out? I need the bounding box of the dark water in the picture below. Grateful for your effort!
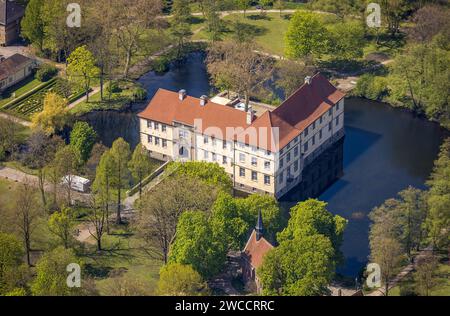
[82,53,447,277]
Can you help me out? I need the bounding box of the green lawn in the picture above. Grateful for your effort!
[389,260,450,296]
[0,76,43,108]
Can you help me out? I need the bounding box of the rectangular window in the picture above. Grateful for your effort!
[304,127,309,137]
[155,137,160,146]
[251,157,257,166]
[319,116,323,124]
[223,141,227,149]
[279,172,284,184]
[240,168,245,177]
[287,152,291,162]
[212,153,217,161]
[336,115,340,126]
[280,157,284,168]
[328,109,332,116]
[147,135,152,143]
[312,121,316,130]
[264,175,270,185]
[264,161,270,170]
[304,142,309,153]
[329,122,332,132]
[223,156,227,165]
[162,125,167,132]
[294,146,299,157]
[162,139,167,148]
[212,138,216,147]
[312,135,316,146]
[337,102,340,111]
[239,153,246,163]
[294,160,299,172]
[154,122,159,130]
[147,121,152,129]
[203,150,208,159]
[319,130,323,140]
[252,171,257,181]
[204,136,208,144]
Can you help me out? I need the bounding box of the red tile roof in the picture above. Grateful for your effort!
[138,73,344,152]
[0,54,32,81]
[243,230,274,269]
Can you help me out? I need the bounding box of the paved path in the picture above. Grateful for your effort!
[0,112,31,127]
[366,246,434,296]
[67,86,101,110]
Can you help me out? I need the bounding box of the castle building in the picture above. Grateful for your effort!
[138,73,345,198]
[0,0,24,46]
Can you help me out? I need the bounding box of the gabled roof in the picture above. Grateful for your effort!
[273,73,345,131]
[0,53,32,81]
[138,73,344,152]
[243,230,274,269]
[0,0,25,26]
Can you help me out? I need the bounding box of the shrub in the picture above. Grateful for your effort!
[107,81,122,94]
[152,56,170,74]
[353,74,389,101]
[133,87,148,101]
[36,64,58,82]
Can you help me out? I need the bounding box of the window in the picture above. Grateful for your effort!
[279,157,284,168]
[329,122,332,132]
[204,136,208,144]
[147,121,152,129]
[294,146,299,157]
[279,172,284,184]
[252,171,258,181]
[203,150,208,159]
[312,135,316,146]
[304,127,309,137]
[264,161,270,170]
[154,122,159,130]
[223,141,227,149]
[304,142,309,153]
[155,137,160,146]
[162,139,167,148]
[162,125,167,132]
[251,157,257,166]
[337,102,340,111]
[212,138,216,147]
[287,152,291,162]
[328,109,332,116]
[335,115,340,126]
[319,129,323,140]
[319,116,323,124]
[223,156,227,165]
[264,175,270,185]
[147,135,152,143]
[240,168,245,177]
[294,160,299,172]
[312,121,316,130]
[212,153,217,161]
[239,153,246,163]
[266,150,271,156]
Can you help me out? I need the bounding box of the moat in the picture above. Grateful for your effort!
[81,53,448,277]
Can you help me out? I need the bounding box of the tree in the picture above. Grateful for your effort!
[258,234,335,296]
[69,121,97,164]
[92,149,115,234]
[0,233,25,295]
[31,92,70,135]
[414,253,439,296]
[204,0,222,41]
[13,182,40,267]
[236,0,251,17]
[327,21,365,60]
[157,263,208,295]
[207,40,274,111]
[169,211,227,278]
[0,117,22,160]
[275,59,316,98]
[136,174,218,263]
[20,0,45,51]
[21,130,63,209]
[277,199,347,263]
[110,138,131,224]
[172,0,192,24]
[425,139,450,250]
[408,5,450,43]
[87,198,107,251]
[310,0,365,19]
[31,247,83,296]
[53,146,80,205]
[273,0,284,17]
[170,23,193,59]
[67,46,99,103]
[380,0,407,36]
[129,144,155,199]
[48,206,75,249]
[285,11,329,60]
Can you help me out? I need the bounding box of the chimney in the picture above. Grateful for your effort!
[246,108,254,125]
[305,76,312,85]
[200,95,208,106]
[178,89,187,101]
[256,210,264,241]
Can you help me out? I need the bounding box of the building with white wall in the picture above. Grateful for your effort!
[138,73,345,198]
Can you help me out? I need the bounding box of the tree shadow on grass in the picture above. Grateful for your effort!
[247,14,272,21]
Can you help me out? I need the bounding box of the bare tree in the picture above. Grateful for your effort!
[14,182,41,266]
[135,175,217,263]
[87,198,107,251]
[414,253,439,296]
[275,59,316,98]
[408,5,450,43]
[207,40,274,111]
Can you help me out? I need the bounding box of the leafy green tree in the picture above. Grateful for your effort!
[67,46,100,103]
[258,234,335,296]
[0,233,25,295]
[414,253,439,296]
[21,0,45,51]
[310,0,365,19]
[110,138,131,224]
[169,211,227,278]
[327,21,365,60]
[129,144,155,199]
[157,263,209,295]
[277,199,347,263]
[93,149,115,234]
[172,0,192,24]
[48,206,75,249]
[31,247,83,296]
[236,0,252,16]
[425,138,450,250]
[70,122,97,164]
[285,11,329,60]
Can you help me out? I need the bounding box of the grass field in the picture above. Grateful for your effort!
[0,76,43,108]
